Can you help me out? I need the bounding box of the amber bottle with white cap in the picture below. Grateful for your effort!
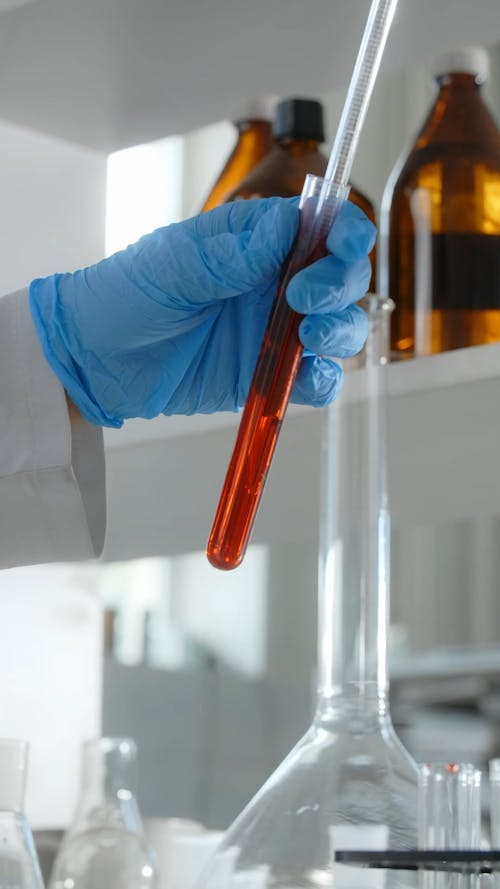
[382,46,500,358]
[200,100,275,211]
[0,739,44,889]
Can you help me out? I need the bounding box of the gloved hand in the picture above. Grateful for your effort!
[29,197,375,428]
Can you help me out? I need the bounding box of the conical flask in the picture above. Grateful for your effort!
[0,739,44,889]
[48,738,157,889]
[199,296,418,889]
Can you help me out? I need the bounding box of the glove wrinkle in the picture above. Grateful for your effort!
[29,197,373,425]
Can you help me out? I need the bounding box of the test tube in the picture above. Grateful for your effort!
[206,0,400,570]
[206,174,344,569]
[419,763,482,889]
[489,760,500,889]
[489,760,500,849]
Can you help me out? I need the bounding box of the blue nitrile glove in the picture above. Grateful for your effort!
[29,198,375,428]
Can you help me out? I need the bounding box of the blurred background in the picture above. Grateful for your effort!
[0,0,499,860]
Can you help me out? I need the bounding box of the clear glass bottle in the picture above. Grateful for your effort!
[49,738,157,889]
[226,97,378,291]
[200,102,274,212]
[0,739,44,889]
[199,296,418,889]
[381,46,500,358]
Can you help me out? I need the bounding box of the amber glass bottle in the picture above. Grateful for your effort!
[200,106,274,212]
[226,98,377,290]
[382,47,500,358]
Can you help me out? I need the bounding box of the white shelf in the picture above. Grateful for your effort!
[0,0,499,151]
[386,342,500,527]
[102,343,500,561]
[391,644,500,682]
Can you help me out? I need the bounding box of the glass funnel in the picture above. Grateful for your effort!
[199,295,418,888]
[48,737,157,889]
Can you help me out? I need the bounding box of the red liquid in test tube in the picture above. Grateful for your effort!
[207,181,333,570]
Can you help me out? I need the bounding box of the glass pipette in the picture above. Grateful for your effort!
[206,0,400,570]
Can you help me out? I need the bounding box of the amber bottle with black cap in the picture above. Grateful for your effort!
[226,97,377,289]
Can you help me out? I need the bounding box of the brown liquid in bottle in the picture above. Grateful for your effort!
[200,118,274,212]
[383,50,500,358]
[226,98,377,291]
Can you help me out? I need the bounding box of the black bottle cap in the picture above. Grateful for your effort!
[272,98,325,142]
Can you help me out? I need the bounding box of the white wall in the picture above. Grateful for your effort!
[106,136,184,255]
[0,120,107,296]
[171,546,269,679]
[0,565,102,828]
[181,120,234,219]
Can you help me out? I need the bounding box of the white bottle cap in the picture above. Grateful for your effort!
[238,96,278,120]
[431,46,490,84]
[0,739,28,812]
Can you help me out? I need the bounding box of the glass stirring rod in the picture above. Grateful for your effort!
[207,0,400,570]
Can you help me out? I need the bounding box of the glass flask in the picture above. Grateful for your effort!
[200,103,274,212]
[0,739,44,889]
[48,737,157,889]
[199,296,418,888]
[381,46,500,358]
[225,97,377,290]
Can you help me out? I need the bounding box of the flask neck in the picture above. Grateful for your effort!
[316,298,392,719]
[277,137,322,154]
[315,685,391,727]
[72,738,143,835]
[236,118,271,133]
[73,790,143,835]
[437,72,482,89]
[234,118,273,148]
[416,73,498,147]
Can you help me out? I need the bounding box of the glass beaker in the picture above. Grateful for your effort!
[199,296,418,888]
[0,739,44,889]
[48,737,157,889]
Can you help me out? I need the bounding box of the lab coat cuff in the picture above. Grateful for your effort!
[0,288,106,567]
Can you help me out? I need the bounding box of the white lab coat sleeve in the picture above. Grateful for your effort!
[0,288,106,568]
